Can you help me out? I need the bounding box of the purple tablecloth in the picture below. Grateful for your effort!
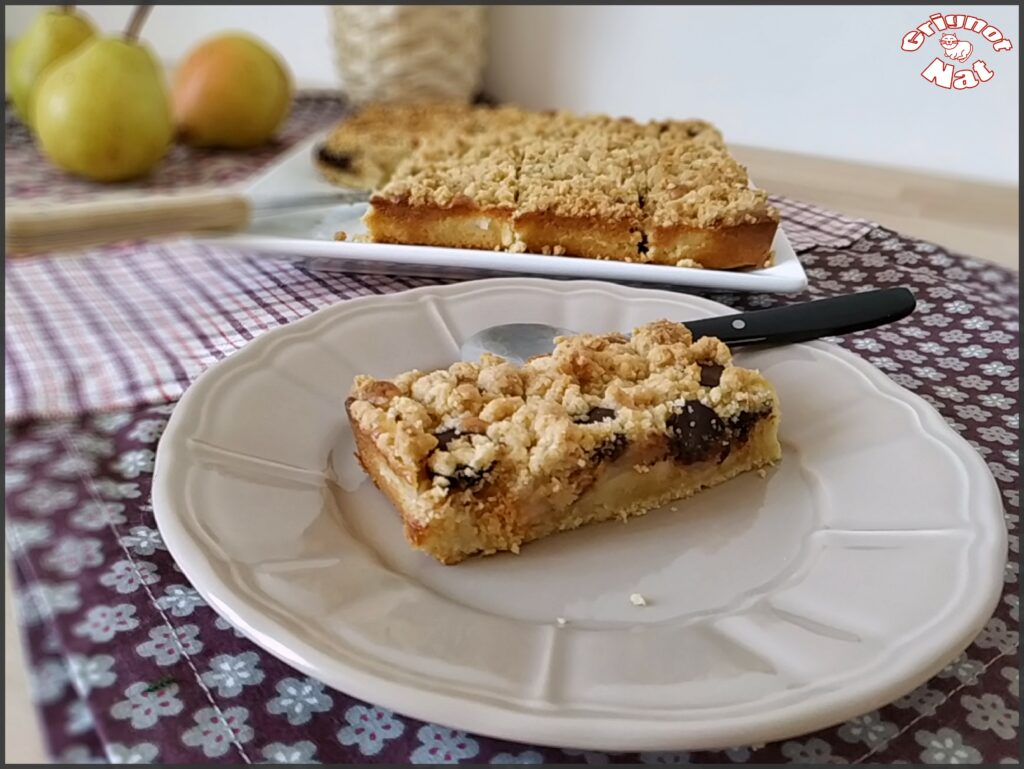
[4,95,1019,764]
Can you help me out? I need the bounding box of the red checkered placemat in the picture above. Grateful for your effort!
[4,96,874,422]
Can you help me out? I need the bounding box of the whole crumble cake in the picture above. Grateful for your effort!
[316,103,779,270]
[345,320,781,564]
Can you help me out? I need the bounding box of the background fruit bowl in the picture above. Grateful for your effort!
[5,4,293,183]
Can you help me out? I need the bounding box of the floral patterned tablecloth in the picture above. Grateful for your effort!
[4,95,1020,764]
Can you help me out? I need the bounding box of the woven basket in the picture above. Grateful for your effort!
[330,5,486,105]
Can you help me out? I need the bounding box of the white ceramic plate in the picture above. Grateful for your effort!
[198,135,808,293]
[152,278,1004,752]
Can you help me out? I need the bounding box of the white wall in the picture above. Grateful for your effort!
[5,5,1019,183]
[3,5,339,86]
[485,6,1019,184]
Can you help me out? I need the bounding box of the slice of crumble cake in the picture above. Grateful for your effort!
[345,320,781,564]
[316,103,779,269]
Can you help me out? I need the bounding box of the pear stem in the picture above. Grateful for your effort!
[124,5,153,42]
[61,5,75,13]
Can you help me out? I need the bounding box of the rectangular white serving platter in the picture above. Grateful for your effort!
[199,134,808,293]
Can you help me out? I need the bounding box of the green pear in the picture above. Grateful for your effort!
[5,7,96,127]
[33,37,173,182]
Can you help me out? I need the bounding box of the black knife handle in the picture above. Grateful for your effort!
[686,288,917,347]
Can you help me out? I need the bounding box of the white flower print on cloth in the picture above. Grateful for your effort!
[962,693,1019,739]
[877,330,909,346]
[49,453,98,479]
[111,681,184,729]
[1005,557,1020,585]
[979,393,1015,411]
[915,727,981,764]
[894,684,944,716]
[893,348,925,364]
[837,710,897,749]
[67,653,116,694]
[890,373,922,389]
[214,614,247,639]
[943,300,973,315]
[639,752,692,764]
[491,751,544,764]
[113,449,156,479]
[92,480,142,499]
[934,385,967,402]
[937,357,970,371]
[921,313,951,328]
[1003,448,1018,466]
[18,482,77,515]
[1001,666,1019,698]
[918,341,948,355]
[411,725,480,764]
[938,653,984,685]
[337,705,405,756]
[155,584,205,617]
[66,699,96,735]
[978,425,1016,445]
[959,344,992,359]
[6,519,54,553]
[128,418,168,443]
[954,404,992,422]
[851,337,884,353]
[73,604,139,643]
[982,330,1013,345]
[261,741,318,763]
[869,356,899,371]
[975,617,1018,654]
[67,432,115,456]
[780,737,842,763]
[912,366,944,381]
[5,467,30,491]
[266,677,332,725]
[100,559,160,594]
[182,706,254,758]
[42,537,104,576]
[106,742,159,764]
[1005,593,1019,621]
[71,501,127,531]
[981,361,1015,378]
[201,652,265,697]
[31,659,70,705]
[722,747,751,762]
[135,624,203,665]
[6,441,54,464]
[18,581,81,626]
[990,461,1016,482]
[93,412,133,433]
[958,374,992,391]
[899,324,929,339]
[119,526,166,556]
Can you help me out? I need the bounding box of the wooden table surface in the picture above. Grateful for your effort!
[734,145,1019,272]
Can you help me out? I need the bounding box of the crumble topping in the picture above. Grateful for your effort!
[373,137,518,210]
[649,184,777,229]
[326,102,779,237]
[347,320,776,508]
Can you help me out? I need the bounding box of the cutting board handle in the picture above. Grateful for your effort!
[5,190,252,256]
